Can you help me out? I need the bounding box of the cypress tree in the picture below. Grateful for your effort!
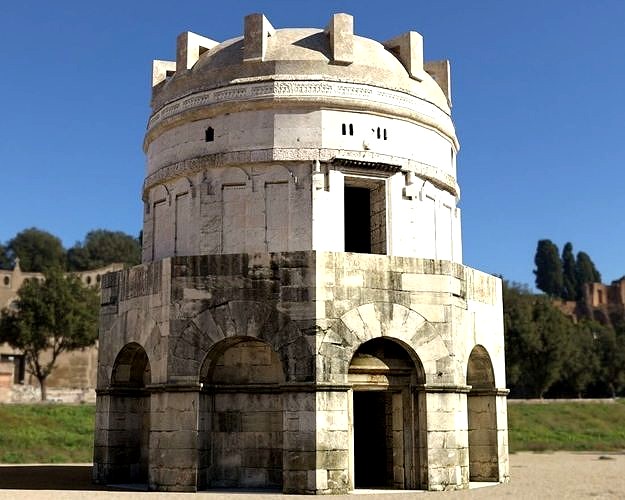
[575,251,602,299]
[534,239,563,297]
[561,242,577,301]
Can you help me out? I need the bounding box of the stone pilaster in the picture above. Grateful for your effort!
[148,389,200,492]
[424,390,469,490]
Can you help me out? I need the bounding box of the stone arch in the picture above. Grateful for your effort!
[197,336,285,490]
[348,336,425,490]
[466,344,498,482]
[106,342,151,486]
[172,300,312,382]
[319,302,449,383]
[466,345,495,390]
[199,335,286,384]
[111,342,151,387]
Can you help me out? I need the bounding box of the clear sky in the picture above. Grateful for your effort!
[1,1,624,287]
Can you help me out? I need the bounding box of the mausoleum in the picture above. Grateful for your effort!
[93,13,509,493]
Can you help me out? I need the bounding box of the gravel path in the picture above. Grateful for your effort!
[0,452,623,499]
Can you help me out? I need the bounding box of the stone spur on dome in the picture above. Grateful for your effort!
[93,12,509,494]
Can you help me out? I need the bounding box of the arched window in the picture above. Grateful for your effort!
[205,126,215,142]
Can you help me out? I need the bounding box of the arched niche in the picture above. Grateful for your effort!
[107,343,151,485]
[111,342,151,388]
[466,345,498,482]
[198,337,285,491]
[347,337,425,490]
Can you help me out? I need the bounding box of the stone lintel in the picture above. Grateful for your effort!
[176,31,219,73]
[425,60,452,107]
[384,31,424,81]
[325,13,354,65]
[244,13,275,62]
[152,60,176,87]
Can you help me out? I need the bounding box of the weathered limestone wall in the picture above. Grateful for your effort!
[142,159,462,265]
[95,251,506,493]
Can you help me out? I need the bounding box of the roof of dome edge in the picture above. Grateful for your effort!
[152,13,452,115]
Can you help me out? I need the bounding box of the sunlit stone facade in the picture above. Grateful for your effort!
[93,13,509,493]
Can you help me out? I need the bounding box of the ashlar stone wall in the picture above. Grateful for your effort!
[94,251,508,493]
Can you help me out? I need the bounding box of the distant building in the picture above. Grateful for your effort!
[94,13,509,493]
[580,278,625,325]
[0,259,123,401]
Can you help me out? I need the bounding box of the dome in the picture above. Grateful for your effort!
[150,14,452,117]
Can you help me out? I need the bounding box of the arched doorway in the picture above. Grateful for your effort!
[199,337,285,490]
[466,345,498,482]
[108,342,151,485]
[348,338,425,490]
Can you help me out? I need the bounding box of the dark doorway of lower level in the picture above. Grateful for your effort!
[353,391,390,488]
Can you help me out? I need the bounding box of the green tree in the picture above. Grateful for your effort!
[595,321,625,397]
[503,281,575,398]
[67,229,141,271]
[557,320,601,398]
[0,269,99,400]
[534,239,563,297]
[561,242,577,301]
[0,244,11,270]
[7,228,66,272]
[575,251,602,299]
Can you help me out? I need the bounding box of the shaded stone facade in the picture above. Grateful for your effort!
[93,12,508,493]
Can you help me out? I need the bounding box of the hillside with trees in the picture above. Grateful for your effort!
[505,239,625,398]
[0,227,141,272]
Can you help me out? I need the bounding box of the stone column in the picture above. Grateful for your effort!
[315,388,350,494]
[282,389,317,493]
[282,386,350,494]
[149,388,200,492]
[424,389,469,490]
[92,393,111,484]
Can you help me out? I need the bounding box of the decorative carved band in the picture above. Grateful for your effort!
[142,148,459,199]
[332,157,402,173]
[146,80,456,146]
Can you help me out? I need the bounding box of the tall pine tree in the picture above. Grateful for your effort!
[561,242,577,301]
[534,239,563,297]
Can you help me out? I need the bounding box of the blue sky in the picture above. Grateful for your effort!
[1,1,624,287]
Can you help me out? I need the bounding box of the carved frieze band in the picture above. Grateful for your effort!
[142,148,459,199]
[147,80,455,140]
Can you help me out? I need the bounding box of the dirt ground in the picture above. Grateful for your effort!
[0,452,623,499]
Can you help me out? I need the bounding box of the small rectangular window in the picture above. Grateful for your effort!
[205,126,214,142]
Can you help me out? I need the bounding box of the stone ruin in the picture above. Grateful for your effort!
[93,12,509,493]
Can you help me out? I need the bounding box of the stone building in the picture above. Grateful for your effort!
[577,278,625,326]
[0,260,123,402]
[93,13,509,493]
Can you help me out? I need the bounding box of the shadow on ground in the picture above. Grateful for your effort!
[0,465,106,490]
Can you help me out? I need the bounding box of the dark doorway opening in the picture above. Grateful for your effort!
[354,391,390,488]
[344,186,371,253]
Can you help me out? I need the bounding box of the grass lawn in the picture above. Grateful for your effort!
[0,399,624,463]
[508,398,625,452]
[0,404,95,463]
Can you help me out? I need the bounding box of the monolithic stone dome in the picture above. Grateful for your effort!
[151,25,451,115]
